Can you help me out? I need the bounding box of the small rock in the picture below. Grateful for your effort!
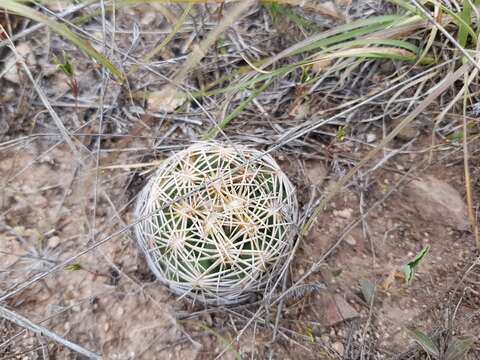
[332,341,345,355]
[114,307,124,319]
[318,293,359,326]
[3,43,36,83]
[366,133,377,143]
[404,175,470,230]
[47,236,60,249]
[345,235,357,246]
[333,208,353,219]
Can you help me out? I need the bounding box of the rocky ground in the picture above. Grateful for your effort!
[1,1,479,359]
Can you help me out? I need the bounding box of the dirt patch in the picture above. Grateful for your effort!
[1,1,480,359]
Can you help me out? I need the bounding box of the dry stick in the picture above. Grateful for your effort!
[0,62,467,305]
[0,27,80,159]
[0,305,101,360]
[302,62,471,234]
[462,75,480,249]
[0,0,97,48]
[172,0,255,84]
[0,290,112,352]
[409,0,480,74]
[235,62,472,342]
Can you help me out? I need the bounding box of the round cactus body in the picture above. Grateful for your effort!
[134,142,298,305]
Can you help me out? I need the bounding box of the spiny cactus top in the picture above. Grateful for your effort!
[134,142,298,305]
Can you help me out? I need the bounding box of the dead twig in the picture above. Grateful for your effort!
[0,305,101,359]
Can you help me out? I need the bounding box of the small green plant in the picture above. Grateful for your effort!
[53,51,78,98]
[134,142,298,305]
[336,126,347,142]
[408,328,474,359]
[400,245,430,285]
[64,263,83,271]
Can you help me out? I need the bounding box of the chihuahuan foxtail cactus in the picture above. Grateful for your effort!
[134,142,298,305]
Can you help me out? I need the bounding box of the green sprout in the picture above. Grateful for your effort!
[53,51,79,99]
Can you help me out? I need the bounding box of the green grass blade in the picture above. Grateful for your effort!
[1,0,125,82]
[288,15,405,56]
[407,329,440,357]
[457,0,472,48]
[202,75,278,140]
[320,38,422,54]
[193,65,294,98]
[426,1,477,42]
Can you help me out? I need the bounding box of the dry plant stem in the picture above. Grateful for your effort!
[302,62,471,233]
[173,0,255,85]
[0,0,97,48]
[0,59,461,305]
[0,291,113,352]
[1,26,80,159]
[0,305,101,359]
[128,3,193,77]
[430,67,479,163]
[462,78,480,248]
[409,0,480,73]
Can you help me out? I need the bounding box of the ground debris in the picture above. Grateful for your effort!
[403,175,470,231]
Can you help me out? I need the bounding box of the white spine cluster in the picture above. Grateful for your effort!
[134,142,298,305]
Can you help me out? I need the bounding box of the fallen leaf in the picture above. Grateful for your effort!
[382,270,405,290]
[147,85,187,113]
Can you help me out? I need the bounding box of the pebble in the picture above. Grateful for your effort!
[47,236,60,249]
[333,208,353,219]
[345,235,357,246]
[3,43,36,83]
[332,342,345,355]
[366,133,377,143]
[404,175,470,230]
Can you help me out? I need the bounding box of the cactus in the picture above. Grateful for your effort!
[134,142,298,305]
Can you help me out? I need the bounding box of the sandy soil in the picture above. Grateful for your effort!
[1,1,479,359]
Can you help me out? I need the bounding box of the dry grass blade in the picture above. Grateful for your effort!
[0,0,125,82]
[128,2,193,76]
[173,0,255,84]
[0,305,101,359]
[303,62,472,233]
[462,72,480,249]
[1,28,80,158]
